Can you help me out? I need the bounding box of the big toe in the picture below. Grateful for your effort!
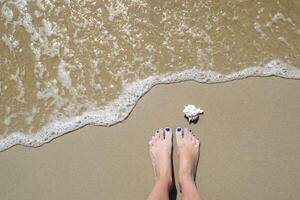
[175,127,183,144]
[164,127,172,142]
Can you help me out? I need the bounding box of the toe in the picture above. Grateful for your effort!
[158,128,164,140]
[164,127,172,141]
[192,136,197,145]
[154,130,160,141]
[189,129,195,140]
[195,139,200,147]
[175,127,183,143]
[183,128,189,139]
[151,135,156,142]
[149,140,153,146]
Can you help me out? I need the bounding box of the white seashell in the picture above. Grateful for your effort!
[183,105,204,123]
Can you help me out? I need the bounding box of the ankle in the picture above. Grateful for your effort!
[156,176,173,191]
[179,173,195,187]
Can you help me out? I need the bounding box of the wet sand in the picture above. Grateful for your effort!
[0,77,299,200]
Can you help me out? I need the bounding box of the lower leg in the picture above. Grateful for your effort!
[180,175,202,200]
[147,128,173,200]
[147,177,172,200]
[176,128,202,200]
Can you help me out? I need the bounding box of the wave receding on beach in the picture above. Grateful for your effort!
[1,0,300,151]
[1,59,300,151]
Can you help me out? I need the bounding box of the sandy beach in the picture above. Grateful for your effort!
[0,77,299,200]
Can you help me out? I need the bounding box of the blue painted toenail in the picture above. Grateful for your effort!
[177,128,181,132]
[165,127,170,132]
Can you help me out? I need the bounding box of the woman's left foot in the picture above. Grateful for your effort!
[149,128,173,188]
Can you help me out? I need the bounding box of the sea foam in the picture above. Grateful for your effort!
[0,59,299,151]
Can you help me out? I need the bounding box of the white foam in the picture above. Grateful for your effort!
[36,80,64,108]
[34,62,47,78]
[57,60,72,89]
[106,0,128,21]
[0,59,300,151]
[10,68,26,103]
[254,22,268,39]
[1,4,14,22]
[277,36,294,50]
[1,35,19,51]
[4,114,17,126]
[42,19,53,36]
[36,0,45,11]
[25,107,38,125]
[64,0,70,6]
[266,12,296,28]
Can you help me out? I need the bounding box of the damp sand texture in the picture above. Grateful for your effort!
[1,0,300,150]
[0,78,299,200]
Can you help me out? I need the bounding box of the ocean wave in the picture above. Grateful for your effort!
[1,59,300,152]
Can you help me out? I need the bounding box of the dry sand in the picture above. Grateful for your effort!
[0,77,299,200]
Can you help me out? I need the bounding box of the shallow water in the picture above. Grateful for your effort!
[1,0,300,151]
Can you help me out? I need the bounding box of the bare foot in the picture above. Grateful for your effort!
[175,127,200,187]
[149,128,173,189]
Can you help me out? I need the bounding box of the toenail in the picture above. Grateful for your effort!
[189,129,192,132]
[177,127,181,132]
[165,127,170,132]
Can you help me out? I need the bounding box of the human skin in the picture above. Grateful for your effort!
[147,127,202,200]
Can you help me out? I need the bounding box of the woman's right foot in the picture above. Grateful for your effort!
[175,127,200,187]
